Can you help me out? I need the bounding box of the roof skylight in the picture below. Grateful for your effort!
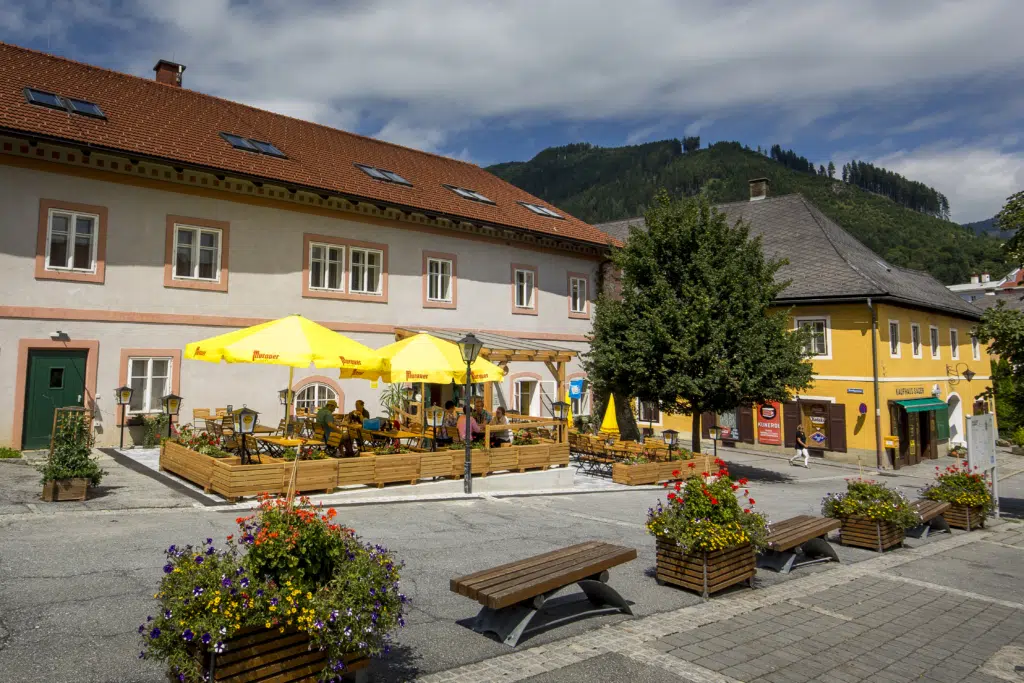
[220,132,287,158]
[24,88,106,119]
[445,185,494,204]
[356,164,412,186]
[519,201,562,219]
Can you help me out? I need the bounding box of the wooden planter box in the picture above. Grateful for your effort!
[548,443,571,468]
[41,478,89,502]
[655,539,755,599]
[839,516,904,551]
[487,447,519,473]
[419,451,454,478]
[449,449,489,476]
[281,459,339,494]
[516,443,551,471]
[210,460,285,502]
[375,453,421,487]
[337,455,375,487]
[611,460,695,486]
[945,504,985,530]
[203,626,367,682]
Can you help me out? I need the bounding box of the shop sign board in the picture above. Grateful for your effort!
[967,413,1000,517]
[757,402,782,445]
[895,386,926,396]
[718,408,738,441]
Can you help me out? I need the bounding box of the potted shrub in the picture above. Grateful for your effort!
[139,495,406,682]
[923,461,991,530]
[647,458,767,599]
[823,479,919,551]
[39,410,103,502]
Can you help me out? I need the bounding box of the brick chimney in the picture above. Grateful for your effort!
[981,272,991,283]
[749,178,769,202]
[153,60,186,87]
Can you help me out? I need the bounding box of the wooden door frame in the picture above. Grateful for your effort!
[12,339,99,448]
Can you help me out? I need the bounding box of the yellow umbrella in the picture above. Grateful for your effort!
[368,333,505,384]
[185,314,383,430]
[599,394,620,437]
[565,389,574,427]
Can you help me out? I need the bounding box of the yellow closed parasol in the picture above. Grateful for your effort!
[599,394,620,437]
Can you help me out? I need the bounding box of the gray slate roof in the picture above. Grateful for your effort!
[970,290,1024,312]
[594,194,983,320]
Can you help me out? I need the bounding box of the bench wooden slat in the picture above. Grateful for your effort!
[484,545,637,610]
[462,544,621,603]
[913,499,950,522]
[451,541,603,595]
[766,515,841,552]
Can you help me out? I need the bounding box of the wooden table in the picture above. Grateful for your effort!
[255,436,326,457]
[365,429,424,447]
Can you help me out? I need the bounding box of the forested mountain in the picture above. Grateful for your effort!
[964,216,1013,239]
[488,140,1006,284]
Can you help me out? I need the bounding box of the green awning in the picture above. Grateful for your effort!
[895,398,947,413]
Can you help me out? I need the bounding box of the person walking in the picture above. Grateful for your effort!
[790,424,810,468]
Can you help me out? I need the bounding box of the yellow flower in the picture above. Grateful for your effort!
[269,605,276,612]
[265,622,272,628]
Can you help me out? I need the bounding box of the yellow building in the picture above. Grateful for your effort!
[596,184,993,468]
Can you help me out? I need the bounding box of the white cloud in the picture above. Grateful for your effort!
[3,0,1023,159]
[873,145,1024,222]
[684,117,714,137]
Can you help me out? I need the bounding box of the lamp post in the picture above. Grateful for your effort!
[662,428,679,460]
[708,425,720,462]
[235,405,259,464]
[552,400,569,443]
[114,385,133,449]
[457,333,483,494]
[428,405,444,452]
[161,393,182,441]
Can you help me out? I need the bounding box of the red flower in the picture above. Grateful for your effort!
[738,478,749,486]
[688,462,697,469]
[667,492,676,501]
[731,484,739,490]
[748,498,756,505]
[226,534,234,541]
[672,470,680,478]
[710,497,719,505]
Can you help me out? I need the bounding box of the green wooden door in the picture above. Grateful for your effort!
[22,350,88,449]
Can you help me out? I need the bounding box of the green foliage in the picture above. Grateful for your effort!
[976,304,1024,431]
[38,410,103,485]
[0,446,21,458]
[371,445,411,455]
[487,140,1007,284]
[140,497,405,682]
[584,193,814,451]
[996,190,1024,265]
[1013,427,1024,448]
[923,461,992,510]
[512,430,539,446]
[278,447,328,461]
[142,413,170,448]
[173,425,232,458]
[821,479,919,529]
[645,459,768,553]
[379,384,406,420]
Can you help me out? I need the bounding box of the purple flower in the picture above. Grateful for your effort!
[146,615,153,622]
[150,627,161,639]
[138,651,146,659]
[398,616,406,627]
[205,537,213,545]
[138,624,146,634]
[163,563,174,574]
[256,589,264,598]
[215,641,225,653]
[270,598,279,606]
[193,586,204,597]
[182,629,194,642]
[201,633,212,645]
[178,675,185,682]
[240,578,249,588]
[164,609,172,619]
[329,610,338,622]
[194,555,204,565]
[314,619,324,630]
[167,545,177,554]
[221,575,232,587]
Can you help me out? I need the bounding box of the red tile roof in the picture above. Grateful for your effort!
[0,42,613,248]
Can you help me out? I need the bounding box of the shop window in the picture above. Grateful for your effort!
[294,383,337,414]
[795,317,829,358]
[889,321,901,358]
[930,325,940,359]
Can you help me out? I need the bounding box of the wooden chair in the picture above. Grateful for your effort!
[192,408,211,429]
[757,515,841,574]
[450,541,637,647]
[908,500,951,539]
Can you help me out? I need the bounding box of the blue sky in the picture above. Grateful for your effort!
[2,0,1022,223]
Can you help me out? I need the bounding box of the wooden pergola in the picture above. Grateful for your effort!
[393,328,579,416]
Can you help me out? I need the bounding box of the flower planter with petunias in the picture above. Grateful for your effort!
[923,461,992,530]
[647,458,768,599]
[140,494,405,683]
[823,479,919,551]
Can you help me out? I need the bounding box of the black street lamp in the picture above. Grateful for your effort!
[235,405,259,464]
[662,428,679,459]
[115,385,133,449]
[160,393,182,441]
[457,333,483,494]
[552,400,569,443]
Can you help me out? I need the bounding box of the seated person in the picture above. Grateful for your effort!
[472,398,491,426]
[341,400,370,456]
[435,401,458,446]
[315,400,338,443]
[489,406,512,447]
[457,412,484,442]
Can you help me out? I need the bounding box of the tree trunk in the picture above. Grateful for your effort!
[691,411,701,454]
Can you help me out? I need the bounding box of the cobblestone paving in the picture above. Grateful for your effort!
[419,525,1024,683]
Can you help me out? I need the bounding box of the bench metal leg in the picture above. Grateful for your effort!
[906,515,951,539]
[757,537,839,574]
[800,537,839,565]
[757,549,798,573]
[471,573,632,647]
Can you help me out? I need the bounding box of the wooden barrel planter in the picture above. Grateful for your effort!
[199,626,367,682]
[839,516,904,551]
[945,504,985,530]
[41,478,89,502]
[655,539,755,599]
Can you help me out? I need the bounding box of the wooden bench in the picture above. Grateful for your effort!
[450,541,637,647]
[757,515,841,574]
[907,499,951,539]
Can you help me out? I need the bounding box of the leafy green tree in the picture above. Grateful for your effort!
[827,161,836,179]
[976,300,1024,432]
[996,190,1024,265]
[584,193,814,452]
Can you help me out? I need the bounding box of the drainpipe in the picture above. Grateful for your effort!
[867,298,884,469]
